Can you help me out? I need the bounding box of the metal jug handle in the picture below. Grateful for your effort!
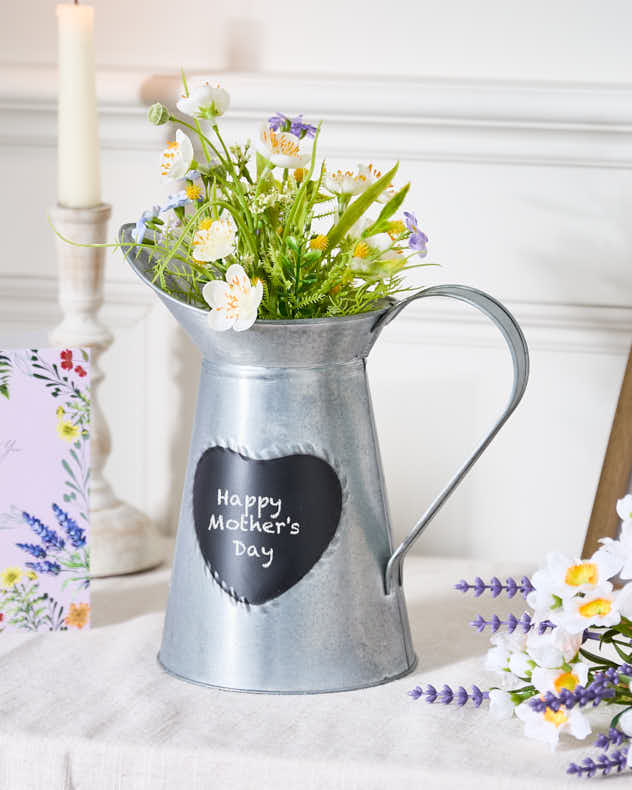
[372,285,530,594]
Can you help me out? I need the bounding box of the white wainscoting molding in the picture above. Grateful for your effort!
[1,66,632,168]
[1,274,630,356]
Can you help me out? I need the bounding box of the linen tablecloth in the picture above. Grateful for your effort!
[0,556,611,789]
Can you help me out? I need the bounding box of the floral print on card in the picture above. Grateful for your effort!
[0,348,90,632]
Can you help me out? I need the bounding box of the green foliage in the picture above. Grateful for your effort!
[0,352,11,399]
[105,76,434,320]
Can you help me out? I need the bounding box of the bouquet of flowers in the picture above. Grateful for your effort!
[410,496,632,779]
[122,75,431,330]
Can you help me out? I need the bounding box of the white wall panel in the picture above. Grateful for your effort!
[0,55,630,560]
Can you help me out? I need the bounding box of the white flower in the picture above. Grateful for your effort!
[617,494,632,524]
[356,163,397,202]
[595,522,632,581]
[526,627,582,669]
[526,551,621,617]
[346,217,404,275]
[192,218,236,263]
[488,689,515,721]
[176,81,230,120]
[485,632,528,685]
[325,166,372,196]
[551,582,621,634]
[531,661,589,695]
[256,124,310,169]
[202,263,263,332]
[620,705,632,737]
[515,698,591,750]
[160,129,194,181]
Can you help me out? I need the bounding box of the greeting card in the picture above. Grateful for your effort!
[0,348,90,632]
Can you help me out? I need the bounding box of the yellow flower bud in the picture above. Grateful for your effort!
[310,235,328,251]
[294,168,304,183]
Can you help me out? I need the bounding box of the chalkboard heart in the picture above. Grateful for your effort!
[193,446,343,605]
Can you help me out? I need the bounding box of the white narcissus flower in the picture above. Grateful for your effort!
[256,124,310,169]
[617,494,632,524]
[203,263,263,332]
[515,699,591,750]
[488,689,515,721]
[160,129,194,181]
[192,218,236,263]
[176,81,230,120]
[526,627,582,669]
[526,551,622,616]
[531,661,589,696]
[620,703,632,737]
[551,582,621,634]
[485,632,528,687]
[347,217,404,275]
[595,522,632,581]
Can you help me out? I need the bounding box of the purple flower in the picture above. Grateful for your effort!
[16,542,47,559]
[403,211,428,257]
[455,575,534,599]
[567,748,628,778]
[25,560,61,576]
[161,191,189,212]
[529,674,618,713]
[268,112,317,139]
[22,511,65,551]
[594,728,629,752]
[52,503,86,549]
[409,683,488,707]
[470,612,554,634]
[131,205,160,243]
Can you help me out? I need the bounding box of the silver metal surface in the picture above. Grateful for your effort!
[121,224,530,694]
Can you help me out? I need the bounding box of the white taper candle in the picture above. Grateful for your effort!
[57,3,101,208]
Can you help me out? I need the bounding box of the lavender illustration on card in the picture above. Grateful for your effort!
[0,348,91,632]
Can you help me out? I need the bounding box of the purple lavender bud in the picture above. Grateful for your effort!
[454,579,469,593]
[424,684,438,703]
[439,684,454,704]
[594,728,629,751]
[16,542,47,559]
[408,686,423,700]
[470,615,487,633]
[568,749,628,777]
[521,576,535,596]
[505,577,518,598]
[537,619,555,634]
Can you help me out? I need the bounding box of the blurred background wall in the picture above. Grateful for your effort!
[0,0,630,561]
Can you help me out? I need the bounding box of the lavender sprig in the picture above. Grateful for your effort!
[52,503,86,549]
[25,560,61,576]
[22,511,65,551]
[409,683,489,707]
[15,542,46,559]
[529,675,620,713]
[567,749,628,778]
[594,727,629,751]
[455,576,535,599]
[470,612,555,635]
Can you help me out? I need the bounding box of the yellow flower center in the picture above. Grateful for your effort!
[387,220,405,238]
[353,241,370,259]
[185,183,203,200]
[199,218,213,231]
[310,235,328,251]
[553,672,579,694]
[264,128,299,157]
[565,562,598,587]
[578,597,612,618]
[543,706,569,728]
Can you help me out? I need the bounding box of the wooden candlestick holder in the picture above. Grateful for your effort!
[50,203,165,576]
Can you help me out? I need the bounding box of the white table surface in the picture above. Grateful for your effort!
[0,554,611,790]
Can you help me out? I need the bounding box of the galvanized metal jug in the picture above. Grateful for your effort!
[122,224,529,694]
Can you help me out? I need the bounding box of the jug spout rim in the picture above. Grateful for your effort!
[120,222,393,328]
